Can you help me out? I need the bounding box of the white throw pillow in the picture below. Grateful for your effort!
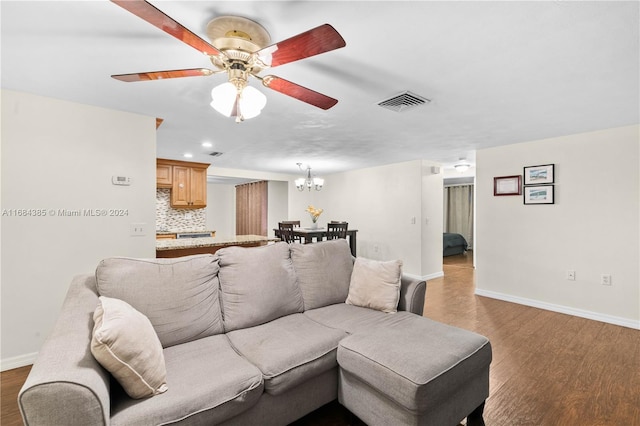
[346,257,403,313]
[91,296,168,399]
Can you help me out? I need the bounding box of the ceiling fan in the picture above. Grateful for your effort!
[110,0,346,122]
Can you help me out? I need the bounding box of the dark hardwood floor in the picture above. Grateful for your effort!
[2,251,638,425]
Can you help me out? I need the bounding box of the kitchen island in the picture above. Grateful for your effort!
[156,234,280,258]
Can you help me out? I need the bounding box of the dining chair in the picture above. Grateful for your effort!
[278,221,302,243]
[278,222,296,243]
[281,220,301,227]
[326,222,348,240]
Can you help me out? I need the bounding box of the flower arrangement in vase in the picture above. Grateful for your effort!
[305,205,323,229]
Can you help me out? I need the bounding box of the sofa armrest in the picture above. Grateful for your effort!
[19,274,111,426]
[397,275,426,316]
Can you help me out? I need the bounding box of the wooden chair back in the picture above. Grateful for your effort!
[326,222,348,240]
[280,220,301,227]
[278,222,295,243]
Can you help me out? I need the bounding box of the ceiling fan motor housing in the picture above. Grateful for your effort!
[227,62,251,89]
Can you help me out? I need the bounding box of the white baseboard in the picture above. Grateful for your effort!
[404,271,444,282]
[1,352,38,372]
[475,288,640,330]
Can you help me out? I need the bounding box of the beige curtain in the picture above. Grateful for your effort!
[236,181,268,236]
[444,185,474,249]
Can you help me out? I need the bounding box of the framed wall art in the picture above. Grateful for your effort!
[523,185,554,205]
[523,164,554,185]
[493,175,522,196]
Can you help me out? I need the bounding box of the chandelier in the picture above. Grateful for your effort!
[295,163,324,191]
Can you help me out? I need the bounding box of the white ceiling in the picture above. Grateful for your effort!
[2,1,638,177]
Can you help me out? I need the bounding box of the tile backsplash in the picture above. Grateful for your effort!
[156,188,206,231]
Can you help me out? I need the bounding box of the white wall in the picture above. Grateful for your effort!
[288,160,443,278]
[206,180,289,239]
[267,181,288,238]
[205,183,236,238]
[1,90,157,369]
[421,160,445,277]
[476,125,639,328]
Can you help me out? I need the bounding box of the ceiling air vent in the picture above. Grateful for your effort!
[209,151,224,157]
[377,91,430,112]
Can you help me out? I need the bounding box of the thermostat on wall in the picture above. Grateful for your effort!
[112,176,131,186]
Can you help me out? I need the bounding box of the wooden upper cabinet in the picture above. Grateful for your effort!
[171,165,191,207]
[189,167,207,207]
[156,163,172,188]
[157,158,209,208]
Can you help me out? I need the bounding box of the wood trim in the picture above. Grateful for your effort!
[156,158,209,170]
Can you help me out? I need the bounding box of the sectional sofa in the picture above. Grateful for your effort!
[18,239,491,425]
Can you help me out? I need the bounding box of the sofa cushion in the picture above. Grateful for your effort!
[305,304,419,334]
[290,239,354,310]
[337,315,492,413]
[91,296,168,399]
[226,313,348,396]
[346,257,402,313]
[110,334,264,426]
[304,303,416,334]
[216,242,304,332]
[96,255,224,348]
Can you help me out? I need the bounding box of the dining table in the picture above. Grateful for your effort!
[273,227,358,256]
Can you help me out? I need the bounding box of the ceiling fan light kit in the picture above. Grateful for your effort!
[110,0,346,122]
[210,82,266,121]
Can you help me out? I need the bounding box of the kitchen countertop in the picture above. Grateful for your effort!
[156,229,216,235]
[156,234,280,251]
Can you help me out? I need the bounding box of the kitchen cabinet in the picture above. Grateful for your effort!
[156,233,177,240]
[156,163,172,188]
[156,158,209,208]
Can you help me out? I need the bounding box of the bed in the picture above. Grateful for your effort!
[443,232,468,256]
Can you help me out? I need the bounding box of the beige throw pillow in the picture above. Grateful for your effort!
[91,296,168,399]
[346,258,403,313]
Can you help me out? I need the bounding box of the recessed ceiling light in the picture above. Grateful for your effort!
[202,142,213,148]
[183,153,193,158]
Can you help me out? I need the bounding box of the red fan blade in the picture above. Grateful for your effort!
[112,68,215,82]
[262,75,338,110]
[256,24,345,68]
[111,0,222,56]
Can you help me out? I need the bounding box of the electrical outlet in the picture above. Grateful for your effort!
[130,223,146,237]
[601,274,612,286]
[566,270,575,281]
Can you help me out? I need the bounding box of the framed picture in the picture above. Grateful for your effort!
[524,164,554,185]
[524,185,554,205]
[494,175,522,196]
